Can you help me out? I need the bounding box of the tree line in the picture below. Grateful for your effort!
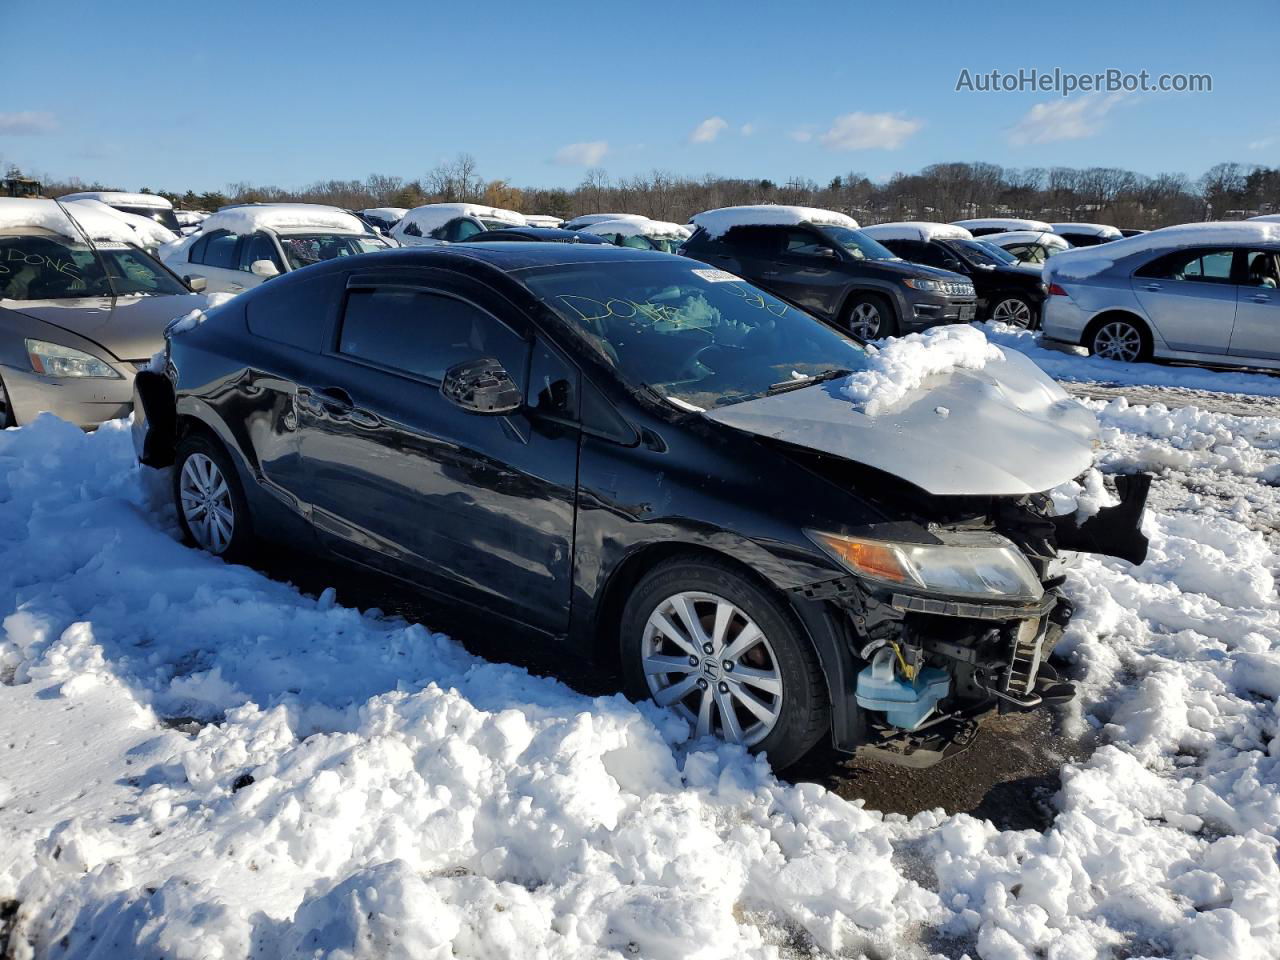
[33,156,1280,228]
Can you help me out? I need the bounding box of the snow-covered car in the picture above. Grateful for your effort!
[58,191,181,233]
[1050,223,1123,247]
[65,198,179,253]
[133,242,1150,769]
[0,198,209,427]
[983,229,1070,265]
[390,204,525,246]
[578,217,691,254]
[523,214,565,228]
[358,207,408,233]
[1042,221,1280,368]
[561,213,651,231]
[951,217,1054,237]
[161,204,390,294]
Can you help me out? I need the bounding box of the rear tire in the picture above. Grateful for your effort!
[620,556,829,769]
[843,293,898,340]
[173,431,254,562]
[1087,315,1152,363]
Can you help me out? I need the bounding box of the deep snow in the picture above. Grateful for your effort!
[1,345,1278,957]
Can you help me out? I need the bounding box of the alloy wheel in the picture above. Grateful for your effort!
[992,297,1033,328]
[642,590,783,746]
[179,453,235,554]
[849,302,882,339]
[1093,321,1143,362]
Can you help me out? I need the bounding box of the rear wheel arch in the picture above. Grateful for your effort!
[1082,309,1154,360]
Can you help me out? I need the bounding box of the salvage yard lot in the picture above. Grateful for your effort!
[1,335,1277,959]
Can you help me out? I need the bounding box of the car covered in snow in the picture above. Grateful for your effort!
[523,214,565,229]
[64,198,180,254]
[1042,221,1280,369]
[578,217,691,254]
[681,205,977,339]
[1050,223,1123,247]
[358,207,409,233]
[161,204,390,294]
[174,209,210,236]
[59,191,182,234]
[132,242,1150,769]
[461,226,610,244]
[561,213,644,231]
[0,198,210,427]
[390,203,526,246]
[862,222,1048,329]
[951,217,1054,238]
[983,229,1070,265]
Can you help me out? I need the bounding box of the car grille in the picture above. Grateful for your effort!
[943,282,975,298]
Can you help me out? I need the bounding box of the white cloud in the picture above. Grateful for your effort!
[553,140,609,166]
[1008,93,1125,146]
[788,129,814,143]
[740,123,755,136]
[1248,134,1278,151]
[689,116,728,144]
[0,111,57,135]
[819,112,922,151]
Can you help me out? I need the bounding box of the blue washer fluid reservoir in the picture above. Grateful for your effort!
[855,647,951,731]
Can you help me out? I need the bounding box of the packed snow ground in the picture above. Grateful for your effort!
[1,344,1279,957]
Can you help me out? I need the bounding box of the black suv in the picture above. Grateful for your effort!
[679,220,976,340]
[865,228,1048,330]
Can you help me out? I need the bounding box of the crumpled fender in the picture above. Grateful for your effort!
[1052,473,1151,566]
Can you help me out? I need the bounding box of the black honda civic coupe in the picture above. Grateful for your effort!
[133,244,1148,768]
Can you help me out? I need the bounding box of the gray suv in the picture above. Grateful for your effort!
[680,222,977,339]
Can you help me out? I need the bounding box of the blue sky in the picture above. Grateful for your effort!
[2,0,1275,193]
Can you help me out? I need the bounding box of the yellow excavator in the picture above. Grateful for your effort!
[2,168,43,198]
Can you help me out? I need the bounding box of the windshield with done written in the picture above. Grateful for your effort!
[0,232,187,300]
[521,259,870,410]
[816,225,898,261]
[278,233,388,270]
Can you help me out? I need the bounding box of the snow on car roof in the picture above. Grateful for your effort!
[562,213,646,229]
[0,197,140,244]
[952,217,1053,233]
[860,221,973,243]
[199,204,368,236]
[579,217,691,239]
[523,214,564,228]
[396,203,526,235]
[65,198,178,247]
[1045,220,1280,281]
[691,204,860,237]
[361,207,408,221]
[1050,222,1123,238]
[58,191,174,210]
[984,230,1070,249]
[1249,214,1280,222]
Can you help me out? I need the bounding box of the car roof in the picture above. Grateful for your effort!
[468,227,607,243]
[306,241,682,276]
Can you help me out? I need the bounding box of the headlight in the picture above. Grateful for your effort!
[903,278,943,292]
[24,339,122,379]
[903,278,975,297]
[805,529,1044,602]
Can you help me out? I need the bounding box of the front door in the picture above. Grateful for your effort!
[1131,248,1238,354]
[762,228,848,318]
[1231,249,1280,361]
[287,269,580,636]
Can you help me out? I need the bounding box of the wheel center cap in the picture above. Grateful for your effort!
[701,657,721,680]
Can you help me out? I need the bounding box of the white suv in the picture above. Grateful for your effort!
[162,204,389,294]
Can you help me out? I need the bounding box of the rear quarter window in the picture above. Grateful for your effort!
[245,271,342,352]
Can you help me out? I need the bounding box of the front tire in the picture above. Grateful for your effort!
[620,557,829,768]
[843,293,898,340]
[990,295,1038,330]
[1088,316,1151,363]
[173,432,254,562]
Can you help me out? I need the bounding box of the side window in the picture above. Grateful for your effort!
[187,233,211,264]
[200,231,241,270]
[448,219,484,243]
[1243,250,1280,287]
[337,287,528,386]
[720,226,783,257]
[1137,248,1235,283]
[402,222,423,237]
[527,339,579,419]
[246,271,341,352]
[239,233,283,273]
[781,229,831,256]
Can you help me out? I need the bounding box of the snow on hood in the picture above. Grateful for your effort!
[200,204,367,236]
[706,327,1097,496]
[1050,222,1123,239]
[65,199,177,249]
[861,221,974,243]
[691,205,859,237]
[985,229,1070,249]
[0,197,138,244]
[580,217,691,239]
[1045,220,1280,282]
[953,217,1053,233]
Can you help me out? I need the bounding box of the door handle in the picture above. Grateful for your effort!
[296,386,381,428]
[1143,283,1161,291]
[1252,294,1271,303]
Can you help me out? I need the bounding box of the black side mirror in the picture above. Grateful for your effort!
[441,358,522,415]
[943,258,966,273]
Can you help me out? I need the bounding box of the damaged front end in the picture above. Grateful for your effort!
[794,472,1151,768]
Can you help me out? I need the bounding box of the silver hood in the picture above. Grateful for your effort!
[704,350,1096,496]
[6,292,209,361]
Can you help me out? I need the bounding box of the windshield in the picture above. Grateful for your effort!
[945,238,1009,268]
[817,226,898,261]
[114,204,181,232]
[278,233,388,270]
[0,231,187,300]
[481,218,520,230]
[974,240,1020,265]
[521,260,869,410]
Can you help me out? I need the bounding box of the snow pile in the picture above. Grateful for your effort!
[0,197,138,244]
[861,221,973,243]
[691,205,859,237]
[2,381,1280,957]
[1045,220,1280,281]
[580,217,691,239]
[840,325,1006,416]
[65,198,178,249]
[953,218,1053,234]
